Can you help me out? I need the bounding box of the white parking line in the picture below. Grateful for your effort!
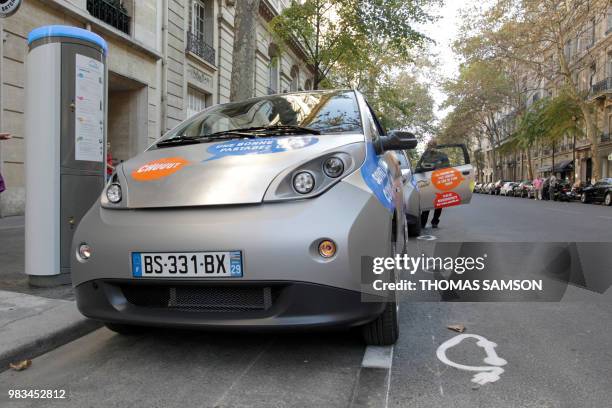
[360,345,394,408]
[597,215,612,220]
[362,345,394,369]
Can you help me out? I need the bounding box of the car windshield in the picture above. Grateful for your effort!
[158,90,362,143]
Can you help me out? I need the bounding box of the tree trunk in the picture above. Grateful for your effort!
[581,103,600,182]
[572,132,576,184]
[526,147,533,180]
[551,140,555,178]
[230,0,261,102]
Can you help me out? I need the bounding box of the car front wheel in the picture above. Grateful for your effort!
[362,300,399,346]
[605,193,611,206]
[581,193,589,204]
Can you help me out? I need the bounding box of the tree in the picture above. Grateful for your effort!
[457,0,609,181]
[269,0,439,90]
[441,59,515,180]
[230,0,261,102]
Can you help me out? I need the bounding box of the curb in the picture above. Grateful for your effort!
[0,291,102,372]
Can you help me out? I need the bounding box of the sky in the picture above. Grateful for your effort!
[419,1,466,121]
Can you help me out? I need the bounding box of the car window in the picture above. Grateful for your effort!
[397,151,410,169]
[367,104,386,136]
[161,90,362,141]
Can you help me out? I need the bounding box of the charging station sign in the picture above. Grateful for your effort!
[0,0,21,18]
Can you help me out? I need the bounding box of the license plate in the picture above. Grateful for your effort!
[132,251,243,278]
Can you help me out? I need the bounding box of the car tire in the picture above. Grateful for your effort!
[104,322,144,335]
[581,194,589,204]
[605,193,611,206]
[362,300,399,346]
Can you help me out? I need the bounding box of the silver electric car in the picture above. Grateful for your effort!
[71,90,473,345]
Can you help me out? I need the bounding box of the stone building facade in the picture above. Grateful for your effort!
[0,0,314,217]
[473,5,612,184]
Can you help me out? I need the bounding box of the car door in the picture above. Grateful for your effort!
[413,143,474,211]
[592,182,604,201]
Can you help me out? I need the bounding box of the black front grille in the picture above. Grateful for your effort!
[121,285,277,312]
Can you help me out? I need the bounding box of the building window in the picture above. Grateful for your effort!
[87,0,131,35]
[187,0,215,65]
[290,66,299,92]
[304,79,312,90]
[267,44,280,95]
[187,87,211,118]
[607,7,612,34]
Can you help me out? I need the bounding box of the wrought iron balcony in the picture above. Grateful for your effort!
[87,0,130,35]
[590,77,612,97]
[186,31,216,66]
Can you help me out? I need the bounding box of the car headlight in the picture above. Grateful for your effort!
[323,156,344,178]
[293,171,315,194]
[106,183,122,203]
[77,243,92,262]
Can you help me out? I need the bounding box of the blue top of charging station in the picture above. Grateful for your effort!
[28,25,108,54]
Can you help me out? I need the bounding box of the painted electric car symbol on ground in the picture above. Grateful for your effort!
[436,333,507,385]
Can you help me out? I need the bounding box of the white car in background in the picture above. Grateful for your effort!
[500,182,518,196]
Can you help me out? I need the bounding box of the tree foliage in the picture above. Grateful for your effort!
[269,0,440,89]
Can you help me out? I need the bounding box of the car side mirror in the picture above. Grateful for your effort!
[375,130,418,154]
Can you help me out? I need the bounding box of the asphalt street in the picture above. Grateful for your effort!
[1,195,611,408]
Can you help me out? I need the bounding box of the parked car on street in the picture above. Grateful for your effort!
[493,179,510,195]
[516,180,534,198]
[500,182,518,196]
[581,178,612,205]
[396,150,421,237]
[474,182,483,193]
[71,89,475,345]
[483,182,494,194]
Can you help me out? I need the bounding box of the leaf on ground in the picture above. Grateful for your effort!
[447,324,466,333]
[9,359,32,371]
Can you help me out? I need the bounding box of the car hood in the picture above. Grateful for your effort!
[118,134,365,208]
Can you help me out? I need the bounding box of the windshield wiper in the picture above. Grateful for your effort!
[206,125,321,139]
[156,132,257,148]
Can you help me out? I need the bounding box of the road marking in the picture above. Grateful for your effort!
[597,215,612,220]
[350,345,395,408]
[362,345,394,369]
[436,333,507,386]
[417,235,437,241]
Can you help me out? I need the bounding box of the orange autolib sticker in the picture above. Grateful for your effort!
[434,192,462,208]
[431,168,464,191]
[131,157,189,181]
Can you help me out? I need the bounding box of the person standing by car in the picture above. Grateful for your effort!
[549,174,557,201]
[420,139,449,229]
[0,133,11,197]
[533,176,542,200]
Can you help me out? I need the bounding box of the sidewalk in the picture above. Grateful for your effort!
[0,215,73,300]
[0,216,101,371]
[0,290,100,371]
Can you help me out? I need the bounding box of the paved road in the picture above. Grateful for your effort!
[1,196,611,407]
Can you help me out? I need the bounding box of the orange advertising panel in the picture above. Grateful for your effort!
[434,192,462,208]
[131,157,190,181]
[431,168,464,191]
